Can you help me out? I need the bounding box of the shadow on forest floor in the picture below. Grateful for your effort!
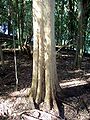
[0,50,90,119]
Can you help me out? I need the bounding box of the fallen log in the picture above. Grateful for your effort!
[60,78,90,88]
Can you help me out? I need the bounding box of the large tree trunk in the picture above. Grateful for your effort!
[29,0,61,115]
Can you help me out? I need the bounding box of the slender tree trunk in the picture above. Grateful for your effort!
[75,0,83,69]
[20,0,25,46]
[68,0,76,50]
[61,0,64,45]
[82,0,90,52]
[0,45,4,69]
[8,0,12,35]
[55,0,61,45]
[15,0,21,49]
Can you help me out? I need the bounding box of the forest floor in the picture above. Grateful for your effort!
[0,49,90,120]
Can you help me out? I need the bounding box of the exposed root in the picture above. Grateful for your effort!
[21,109,61,120]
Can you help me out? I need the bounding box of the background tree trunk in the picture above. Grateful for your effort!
[60,0,64,45]
[8,0,12,35]
[75,0,83,69]
[0,45,4,69]
[68,0,74,49]
[15,0,21,49]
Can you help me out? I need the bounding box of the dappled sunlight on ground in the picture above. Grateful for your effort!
[0,50,90,119]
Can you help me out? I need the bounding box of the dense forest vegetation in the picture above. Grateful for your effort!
[0,0,90,120]
[0,0,90,68]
